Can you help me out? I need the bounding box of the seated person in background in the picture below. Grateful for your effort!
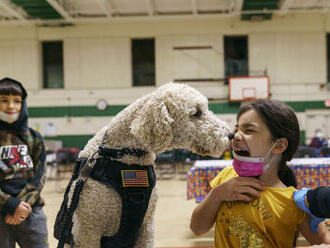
[310,129,328,149]
[190,100,330,247]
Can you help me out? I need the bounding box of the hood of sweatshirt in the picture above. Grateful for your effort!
[0,77,28,132]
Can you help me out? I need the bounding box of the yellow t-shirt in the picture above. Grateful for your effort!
[210,166,306,248]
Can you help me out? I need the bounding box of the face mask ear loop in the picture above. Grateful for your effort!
[264,140,279,160]
[262,139,279,171]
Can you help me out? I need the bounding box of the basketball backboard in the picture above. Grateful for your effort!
[228,76,270,102]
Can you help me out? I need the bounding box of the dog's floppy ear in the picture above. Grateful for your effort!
[130,100,174,152]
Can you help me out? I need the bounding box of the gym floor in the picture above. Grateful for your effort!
[44,172,209,248]
[43,167,326,248]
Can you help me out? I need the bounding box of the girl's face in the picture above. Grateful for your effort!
[232,109,275,158]
[0,94,22,114]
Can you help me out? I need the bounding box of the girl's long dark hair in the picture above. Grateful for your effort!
[237,100,300,247]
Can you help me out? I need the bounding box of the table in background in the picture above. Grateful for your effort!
[187,158,330,202]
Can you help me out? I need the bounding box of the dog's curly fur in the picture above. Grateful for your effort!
[66,83,230,248]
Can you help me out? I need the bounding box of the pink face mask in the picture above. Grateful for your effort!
[233,140,279,177]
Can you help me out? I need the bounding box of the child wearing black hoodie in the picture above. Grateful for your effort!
[0,78,48,247]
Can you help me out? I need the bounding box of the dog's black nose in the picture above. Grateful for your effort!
[228,132,234,140]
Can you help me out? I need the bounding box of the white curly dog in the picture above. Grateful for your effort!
[65,82,230,248]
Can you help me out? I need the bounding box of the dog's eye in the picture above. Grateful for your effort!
[191,109,202,119]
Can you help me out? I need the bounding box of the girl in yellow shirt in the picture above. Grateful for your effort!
[190,99,330,247]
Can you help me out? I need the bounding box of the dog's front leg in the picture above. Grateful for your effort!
[134,187,159,248]
[71,179,121,248]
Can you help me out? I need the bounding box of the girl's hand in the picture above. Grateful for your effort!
[213,176,265,203]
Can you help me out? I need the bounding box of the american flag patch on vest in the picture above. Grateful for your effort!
[121,170,149,187]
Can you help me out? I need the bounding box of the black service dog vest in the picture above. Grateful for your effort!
[90,146,156,248]
[54,144,156,248]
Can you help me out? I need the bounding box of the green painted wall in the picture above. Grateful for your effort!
[29,105,127,118]
[45,135,93,149]
[44,131,307,150]
[300,131,306,146]
[29,100,328,118]
[38,100,323,148]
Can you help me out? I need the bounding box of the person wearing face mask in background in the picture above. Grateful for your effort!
[310,129,328,149]
[190,100,330,247]
[0,78,48,248]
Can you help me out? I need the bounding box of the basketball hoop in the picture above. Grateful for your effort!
[228,76,270,102]
[242,88,257,101]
